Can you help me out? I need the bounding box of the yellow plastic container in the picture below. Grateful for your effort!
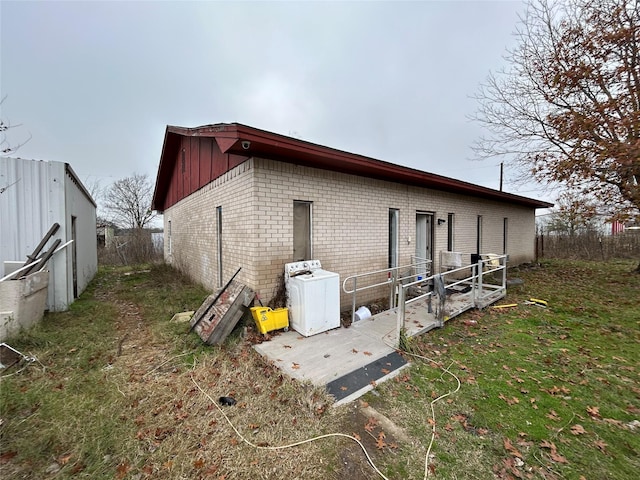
[250,307,289,334]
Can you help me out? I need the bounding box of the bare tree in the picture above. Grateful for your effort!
[473,0,640,222]
[103,173,156,229]
[546,190,600,236]
[83,177,103,203]
[1,95,32,154]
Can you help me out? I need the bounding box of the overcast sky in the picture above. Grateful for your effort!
[1,0,552,208]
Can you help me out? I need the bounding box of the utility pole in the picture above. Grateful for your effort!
[499,162,503,191]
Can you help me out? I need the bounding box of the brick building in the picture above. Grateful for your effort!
[151,123,552,308]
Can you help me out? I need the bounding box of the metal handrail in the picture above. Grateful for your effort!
[341,260,432,294]
[394,253,508,346]
[342,259,433,324]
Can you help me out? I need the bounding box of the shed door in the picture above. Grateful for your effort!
[415,212,433,276]
[71,216,78,298]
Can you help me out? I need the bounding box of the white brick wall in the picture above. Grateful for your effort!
[164,158,537,310]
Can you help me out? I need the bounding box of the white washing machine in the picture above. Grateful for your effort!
[284,260,340,337]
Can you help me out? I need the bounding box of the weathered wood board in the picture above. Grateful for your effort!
[190,281,255,345]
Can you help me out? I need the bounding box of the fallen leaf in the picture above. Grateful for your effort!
[363,351,372,356]
[549,450,568,464]
[499,393,519,405]
[116,462,130,480]
[364,417,378,432]
[381,368,390,374]
[593,440,607,452]
[603,418,624,427]
[194,458,205,469]
[340,386,348,391]
[503,437,523,458]
[291,363,300,370]
[586,406,601,418]
[546,385,561,395]
[352,348,358,354]
[546,410,561,421]
[570,424,586,435]
[0,451,17,464]
[353,432,361,441]
[376,431,387,450]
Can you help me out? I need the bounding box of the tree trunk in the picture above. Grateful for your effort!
[635,260,640,274]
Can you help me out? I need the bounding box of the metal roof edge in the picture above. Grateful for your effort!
[64,163,97,208]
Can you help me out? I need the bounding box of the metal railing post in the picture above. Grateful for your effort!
[351,277,357,324]
[502,256,507,290]
[396,283,405,348]
[389,269,395,310]
[471,264,477,307]
[478,259,484,305]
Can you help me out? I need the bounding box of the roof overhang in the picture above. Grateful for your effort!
[152,123,554,211]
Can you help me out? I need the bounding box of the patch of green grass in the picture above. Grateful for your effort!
[0,265,210,478]
[370,259,640,479]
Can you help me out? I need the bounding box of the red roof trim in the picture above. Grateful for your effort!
[152,123,553,211]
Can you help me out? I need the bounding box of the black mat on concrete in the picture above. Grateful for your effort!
[326,351,407,402]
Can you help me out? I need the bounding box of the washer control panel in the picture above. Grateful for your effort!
[285,260,322,276]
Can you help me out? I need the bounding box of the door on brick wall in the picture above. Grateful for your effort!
[415,212,433,276]
[293,201,312,261]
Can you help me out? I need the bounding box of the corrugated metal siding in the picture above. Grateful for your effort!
[0,157,97,311]
[1,158,60,268]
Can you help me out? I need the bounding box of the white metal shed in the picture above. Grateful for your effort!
[0,157,97,311]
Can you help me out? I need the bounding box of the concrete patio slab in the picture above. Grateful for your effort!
[252,285,505,405]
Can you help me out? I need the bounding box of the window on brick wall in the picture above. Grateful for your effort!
[389,209,399,269]
[476,215,483,254]
[167,220,172,255]
[447,213,455,251]
[293,201,312,261]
